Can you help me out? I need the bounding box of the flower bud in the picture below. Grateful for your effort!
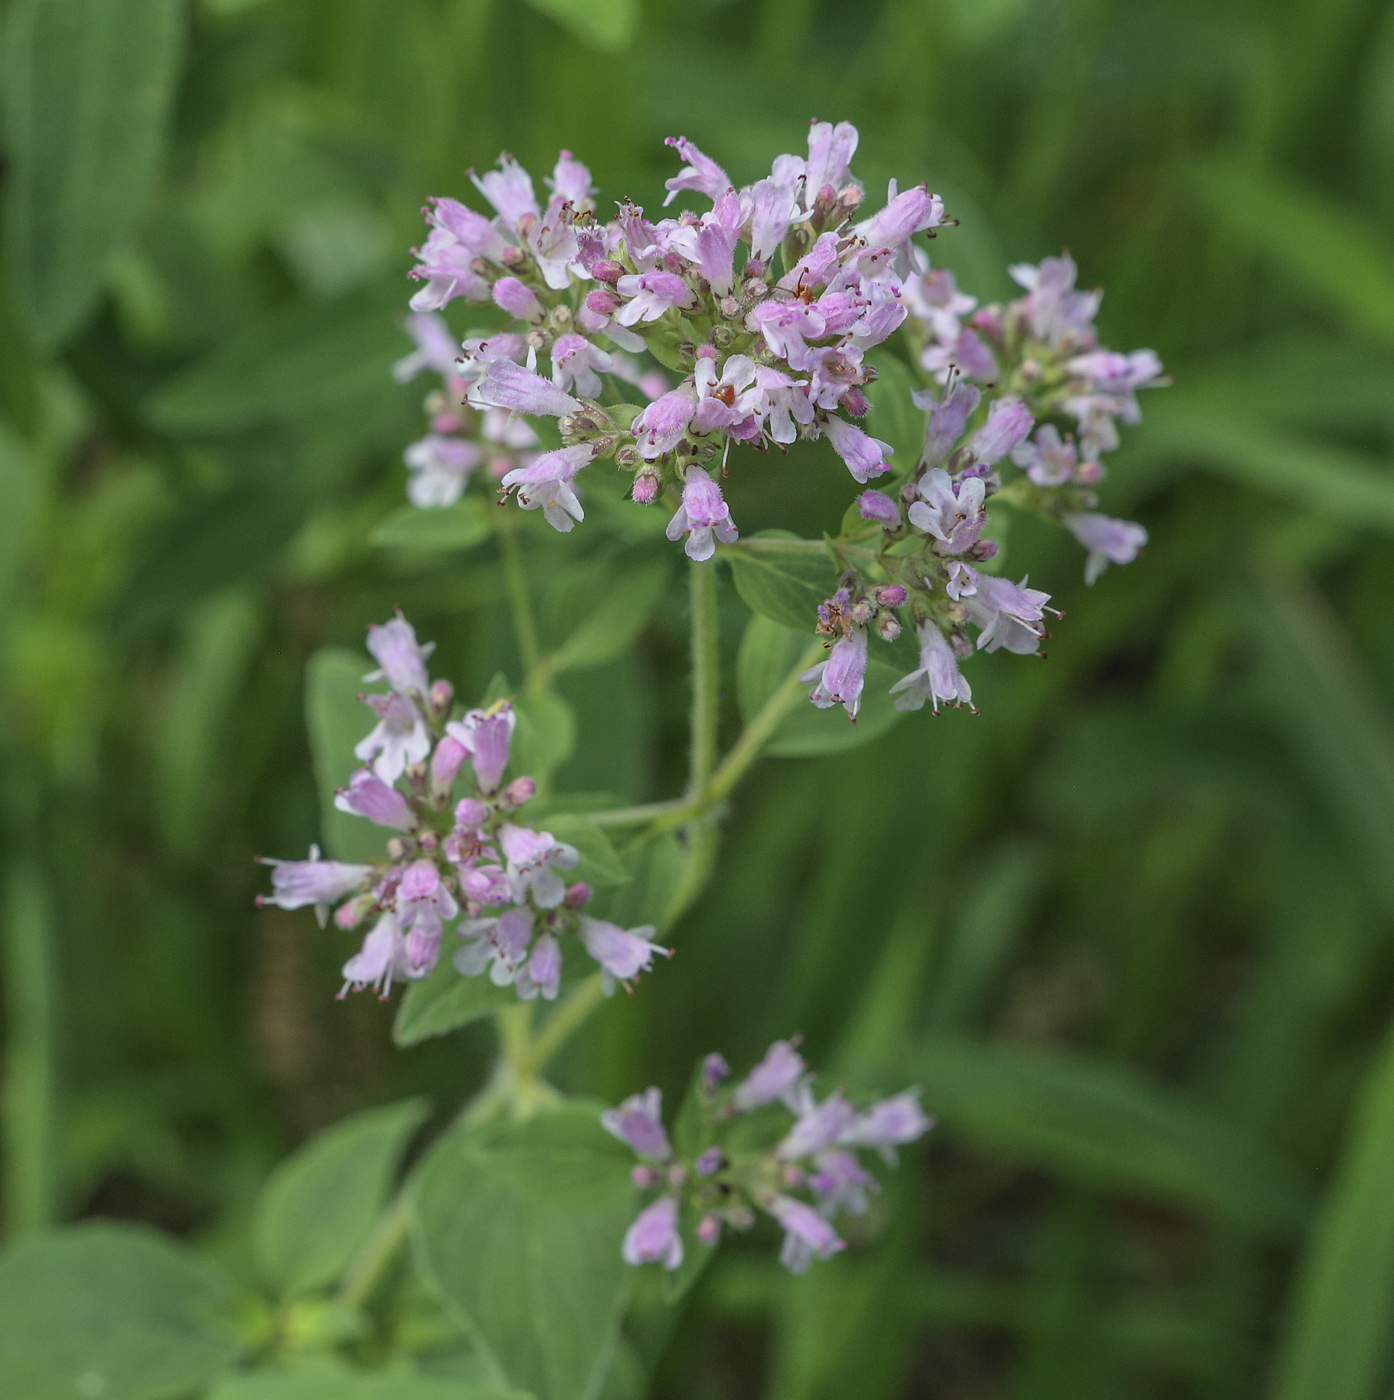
[969,538,999,562]
[615,444,643,472]
[696,1214,722,1245]
[667,1163,689,1187]
[631,1164,659,1189]
[386,837,411,860]
[586,289,621,316]
[551,304,572,328]
[428,678,454,719]
[849,598,875,627]
[500,244,526,267]
[632,466,661,505]
[564,881,593,908]
[702,1053,731,1090]
[419,830,440,852]
[492,276,544,322]
[874,584,907,607]
[874,613,902,642]
[718,296,742,320]
[1076,459,1106,485]
[710,324,735,349]
[500,776,537,808]
[839,385,870,418]
[593,259,624,284]
[858,490,901,527]
[694,1147,724,1178]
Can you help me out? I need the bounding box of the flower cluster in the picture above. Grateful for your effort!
[604,1039,931,1275]
[397,121,1163,717]
[258,616,668,999]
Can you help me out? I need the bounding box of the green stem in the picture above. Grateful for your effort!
[498,521,542,686]
[522,974,606,1077]
[688,560,720,797]
[336,1190,412,1313]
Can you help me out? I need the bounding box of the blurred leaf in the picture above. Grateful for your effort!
[905,1039,1309,1234]
[1270,1017,1394,1400]
[1250,568,1394,912]
[0,425,39,619]
[253,1098,428,1298]
[736,612,806,721]
[305,646,382,864]
[148,297,405,435]
[1139,400,1394,534]
[208,1372,525,1400]
[925,840,1045,1032]
[596,831,684,932]
[2,0,183,346]
[520,0,638,53]
[412,1104,635,1400]
[0,1223,238,1400]
[112,479,304,633]
[543,814,629,887]
[393,958,517,1048]
[370,498,495,552]
[1195,161,1394,344]
[2,862,57,1235]
[514,688,578,781]
[546,559,670,676]
[154,591,260,857]
[724,533,835,633]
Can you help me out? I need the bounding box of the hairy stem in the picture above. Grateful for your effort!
[498,521,542,685]
[688,560,720,797]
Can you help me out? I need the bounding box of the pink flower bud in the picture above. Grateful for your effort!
[632,467,660,505]
[696,1214,722,1245]
[454,797,490,828]
[428,679,454,718]
[631,1164,659,1189]
[839,386,870,417]
[593,260,625,284]
[874,584,907,607]
[586,289,622,316]
[564,881,593,908]
[500,776,536,808]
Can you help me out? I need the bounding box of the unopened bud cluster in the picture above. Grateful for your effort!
[258,615,667,1000]
[604,1039,932,1275]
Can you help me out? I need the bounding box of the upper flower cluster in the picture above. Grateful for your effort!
[394,122,1164,718]
[258,616,667,1000]
[604,1038,932,1274]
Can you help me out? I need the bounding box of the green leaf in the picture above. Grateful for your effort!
[596,831,685,933]
[865,350,925,470]
[543,814,629,887]
[304,646,382,864]
[412,1103,636,1400]
[2,0,183,347]
[0,1222,238,1400]
[723,533,836,633]
[370,498,496,553]
[0,425,39,621]
[546,559,670,675]
[148,297,406,435]
[253,1098,429,1298]
[207,1371,527,1400]
[520,0,638,52]
[904,1038,1309,1234]
[739,613,905,757]
[1269,1017,1394,1400]
[393,957,517,1048]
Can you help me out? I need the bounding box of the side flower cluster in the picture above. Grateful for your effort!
[395,121,1164,718]
[258,616,668,999]
[604,1039,931,1275]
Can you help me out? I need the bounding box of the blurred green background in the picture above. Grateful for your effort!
[4,0,1394,1395]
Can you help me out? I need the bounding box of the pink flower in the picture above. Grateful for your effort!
[445,703,517,793]
[471,155,539,229]
[768,1195,845,1274]
[334,769,416,830]
[838,1090,933,1163]
[1063,512,1147,584]
[820,416,892,484]
[857,184,944,247]
[354,691,431,782]
[455,906,536,986]
[622,1196,683,1270]
[731,1039,806,1112]
[500,444,593,533]
[908,469,987,555]
[261,847,372,926]
[801,629,869,720]
[550,333,613,398]
[601,1087,672,1160]
[500,824,580,908]
[666,466,738,562]
[965,574,1053,654]
[492,276,545,322]
[364,615,434,694]
[632,386,698,458]
[342,911,416,998]
[664,135,731,205]
[404,435,483,508]
[614,271,696,326]
[471,359,584,418]
[890,624,974,713]
[579,916,670,991]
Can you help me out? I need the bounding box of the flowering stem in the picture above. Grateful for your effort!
[688,560,720,797]
[498,520,542,686]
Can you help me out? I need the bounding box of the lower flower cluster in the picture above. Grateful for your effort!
[258,615,668,999]
[604,1039,931,1275]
